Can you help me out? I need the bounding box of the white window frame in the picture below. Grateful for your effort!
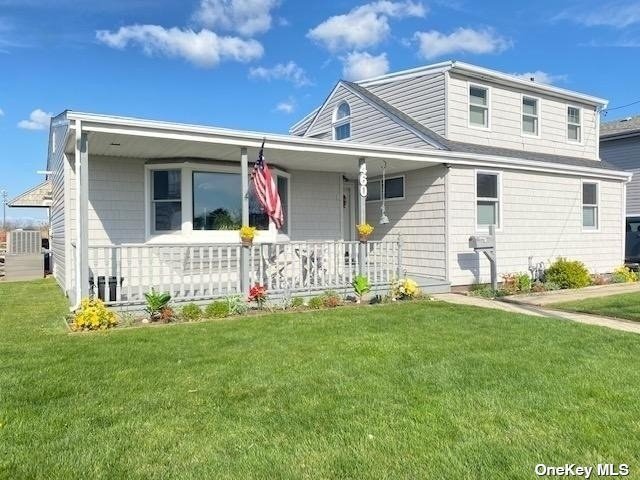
[474,169,502,232]
[144,161,291,244]
[567,105,583,144]
[149,168,183,235]
[468,82,491,131]
[521,94,541,138]
[581,179,599,232]
[332,101,351,141]
[365,175,406,203]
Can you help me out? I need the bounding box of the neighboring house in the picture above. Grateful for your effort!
[600,115,640,216]
[18,60,630,308]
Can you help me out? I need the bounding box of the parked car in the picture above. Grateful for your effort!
[625,217,640,268]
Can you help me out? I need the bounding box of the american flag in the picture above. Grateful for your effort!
[251,140,284,229]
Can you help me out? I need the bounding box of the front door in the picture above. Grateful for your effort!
[342,182,356,241]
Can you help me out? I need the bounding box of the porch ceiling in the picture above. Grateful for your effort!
[63,126,442,177]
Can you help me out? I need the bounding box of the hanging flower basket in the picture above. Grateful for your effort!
[356,223,374,243]
[239,226,256,247]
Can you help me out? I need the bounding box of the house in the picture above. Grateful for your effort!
[600,115,640,216]
[20,60,630,308]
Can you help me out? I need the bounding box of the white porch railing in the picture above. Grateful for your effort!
[87,239,402,306]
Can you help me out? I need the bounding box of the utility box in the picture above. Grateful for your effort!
[469,235,495,251]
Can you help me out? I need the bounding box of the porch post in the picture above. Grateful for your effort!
[240,147,250,294]
[75,121,89,301]
[358,157,367,275]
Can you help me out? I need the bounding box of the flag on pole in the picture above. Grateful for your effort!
[251,139,284,229]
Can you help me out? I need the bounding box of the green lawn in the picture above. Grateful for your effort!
[553,292,640,322]
[2,280,640,479]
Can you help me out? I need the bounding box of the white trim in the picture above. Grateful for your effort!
[474,169,502,232]
[356,61,453,86]
[521,94,541,138]
[64,112,632,180]
[365,175,406,203]
[302,82,342,136]
[289,106,320,134]
[567,105,583,145]
[581,179,600,232]
[468,82,491,131]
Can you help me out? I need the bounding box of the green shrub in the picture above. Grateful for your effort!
[181,303,202,322]
[611,266,638,284]
[543,281,560,291]
[352,275,371,303]
[517,273,532,293]
[205,301,230,318]
[322,290,343,308]
[468,284,495,298]
[290,297,305,308]
[143,289,172,321]
[544,258,591,289]
[225,295,248,315]
[308,296,325,310]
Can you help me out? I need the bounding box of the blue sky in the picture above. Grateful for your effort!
[2,0,640,221]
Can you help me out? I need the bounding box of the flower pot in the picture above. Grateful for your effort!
[241,237,253,247]
[358,234,370,243]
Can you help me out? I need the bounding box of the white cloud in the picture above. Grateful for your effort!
[193,0,280,37]
[96,25,263,68]
[414,27,511,59]
[249,61,311,86]
[511,70,567,85]
[0,108,4,116]
[342,51,389,81]
[308,1,426,52]
[17,109,51,130]
[275,98,295,114]
[555,1,640,28]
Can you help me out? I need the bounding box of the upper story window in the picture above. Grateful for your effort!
[469,85,489,129]
[152,170,182,232]
[568,106,582,142]
[522,96,539,136]
[476,171,500,229]
[333,101,351,140]
[582,181,599,230]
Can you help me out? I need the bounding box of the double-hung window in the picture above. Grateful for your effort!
[469,85,489,128]
[522,96,539,136]
[476,172,500,229]
[568,106,582,142]
[152,170,182,232]
[582,181,598,230]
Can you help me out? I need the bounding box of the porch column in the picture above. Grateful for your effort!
[240,147,250,294]
[358,157,367,275]
[75,121,89,301]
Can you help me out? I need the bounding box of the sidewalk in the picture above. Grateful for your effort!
[435,291,640,334]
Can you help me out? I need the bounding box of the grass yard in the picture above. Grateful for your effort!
[2,280,640,479]
[553,291,640,322]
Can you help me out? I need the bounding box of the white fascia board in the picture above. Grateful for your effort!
[356,61,454,87]
[451,61,608,107]
[289,107,321,133]
[66,111,630,181]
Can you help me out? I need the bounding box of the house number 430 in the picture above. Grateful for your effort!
[359,163,368,197]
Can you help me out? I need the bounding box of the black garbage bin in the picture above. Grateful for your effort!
[90,276,124,302]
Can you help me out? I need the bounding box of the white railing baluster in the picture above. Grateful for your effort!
[217,246,223,295]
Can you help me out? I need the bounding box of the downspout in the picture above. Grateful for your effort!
[71,119,83,312]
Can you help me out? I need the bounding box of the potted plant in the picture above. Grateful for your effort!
[352,275,371,304]
[239,225,257,247]
[248,283,268,309]
[356,223,374,243]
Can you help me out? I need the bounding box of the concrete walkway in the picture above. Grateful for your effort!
[435,292,640,334]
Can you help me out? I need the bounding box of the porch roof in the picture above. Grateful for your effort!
[60,111,632,181]
[8,180,52,208]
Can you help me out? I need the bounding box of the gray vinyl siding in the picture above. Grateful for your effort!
[600,137,640,215]
[366,165,447,279]
[305,84,434,149]
[47,122,70,295]
[447,72,599,160]
[447,166,625,285]
[366,73,446,136]
[289,170,342,240]
[289,108,319,136]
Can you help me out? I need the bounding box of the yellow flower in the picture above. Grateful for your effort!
[239,225,257,241]
[356,223,374,236]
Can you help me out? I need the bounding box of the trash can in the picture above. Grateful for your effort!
[90,276,123,302]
